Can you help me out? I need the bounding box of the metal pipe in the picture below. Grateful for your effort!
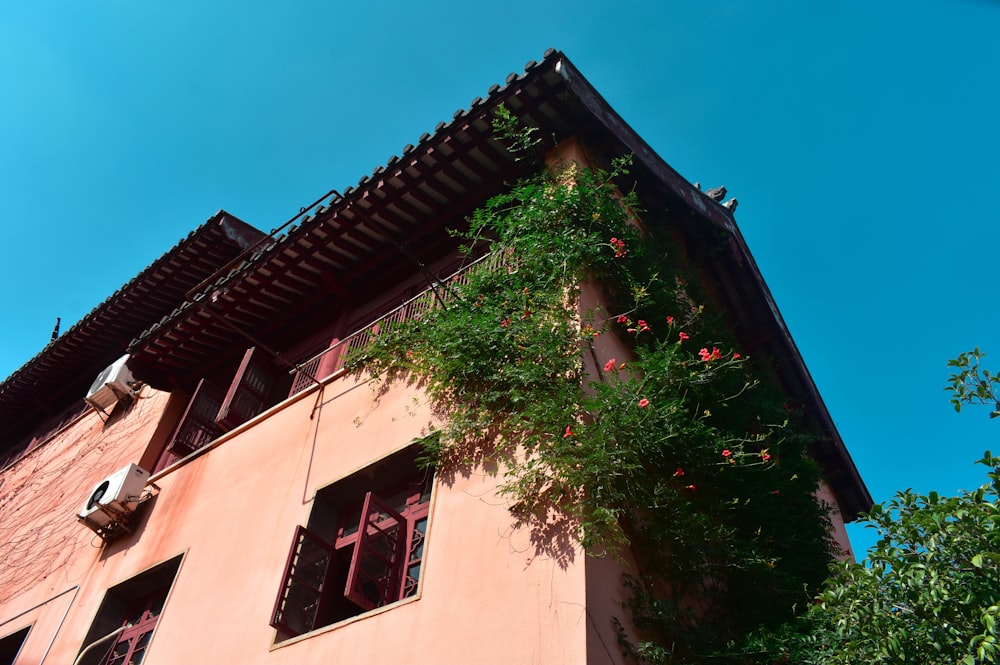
[184,188,343,300]
[71,625,125,665]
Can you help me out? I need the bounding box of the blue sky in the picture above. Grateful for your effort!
[1,1,997,557]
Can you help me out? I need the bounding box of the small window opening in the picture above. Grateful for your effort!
[270,446,433,641]
[0,625,30,665]
[75,555,182,665]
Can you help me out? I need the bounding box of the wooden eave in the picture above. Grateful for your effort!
[125,50,871,520]
[0,212,265,448]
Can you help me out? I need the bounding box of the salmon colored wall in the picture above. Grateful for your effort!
[4,371,595,664]
[0,388,172,663]
[577,281,644,663]
[817,480,854,560]
[144,374,591,664]
[545,136,597,174]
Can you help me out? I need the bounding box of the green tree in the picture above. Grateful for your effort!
[770,350,1000,664]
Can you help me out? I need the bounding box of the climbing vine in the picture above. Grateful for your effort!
[349,134,834,662]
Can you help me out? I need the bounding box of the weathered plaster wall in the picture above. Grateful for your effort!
[817,480,854,560]
[12,373,591,664]
[0,388,172,661]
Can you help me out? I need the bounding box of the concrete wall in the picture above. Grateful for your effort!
[1,372,595,664]
[0,388,170,663]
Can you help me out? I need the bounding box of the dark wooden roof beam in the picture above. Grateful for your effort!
[424,163,472,199]
[280,265,327,291]
[260,280,307,303]
[300,252,346,274]
[335,218,390,251]
[389,176,438,214]
[440,137,491,183]
[337,231,382,257]
[353,194,409,231]
[157,347,205,367]
[362,189,421,228]
[408,174,453,206]
[354,210,407,241]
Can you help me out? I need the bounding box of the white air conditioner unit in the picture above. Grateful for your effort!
[78,463,150,531]
[85,355,136,411]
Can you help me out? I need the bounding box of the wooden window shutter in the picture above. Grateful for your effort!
[344,492,408,611]
[215,347,281,430]
[166,379,225,458]
[100,590,166,665]
[270,526,337,638]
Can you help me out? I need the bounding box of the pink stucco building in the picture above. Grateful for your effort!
[0,50,869,664]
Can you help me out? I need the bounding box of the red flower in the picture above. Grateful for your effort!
[733,352,742,359]
[500,318,510,328]
[617,315,628,324]
[522,309,532,318]
[678,332,690,342]
[604,358,617,372]
[685,484,696,491]
[722,449,732,458]
[666,316,675,325]
[673,467,685,477]
[609,237,627,258]
[761,452,772,461]
[637,319,650,332]
[564,426,574,438]
[699,347,723,362]
[638,398,650,408]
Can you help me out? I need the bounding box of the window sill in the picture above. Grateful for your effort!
[268,592,422,651]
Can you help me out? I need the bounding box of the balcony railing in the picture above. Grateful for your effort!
[288,253,498,396]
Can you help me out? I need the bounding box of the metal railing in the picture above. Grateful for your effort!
[288,253,498,396]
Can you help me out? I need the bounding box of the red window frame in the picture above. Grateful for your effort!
[159,347,285,468]
[216,347,282,430]
[164,378,225,458]
[270,480,430,638]
[270,525,337,637]
[100,590,166,665]
[343,492,407,610]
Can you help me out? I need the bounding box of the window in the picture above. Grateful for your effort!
[76,556,181,665]
[270,447,432,641]
[0,625,30,665]
[99,591,165,665]
[158,347,290,466]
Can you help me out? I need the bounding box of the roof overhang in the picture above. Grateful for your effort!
[0,212,264,449]
[125,50,871,519]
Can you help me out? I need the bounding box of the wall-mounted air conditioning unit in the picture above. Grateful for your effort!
[78,463,151,533]
[85,355,136,411]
